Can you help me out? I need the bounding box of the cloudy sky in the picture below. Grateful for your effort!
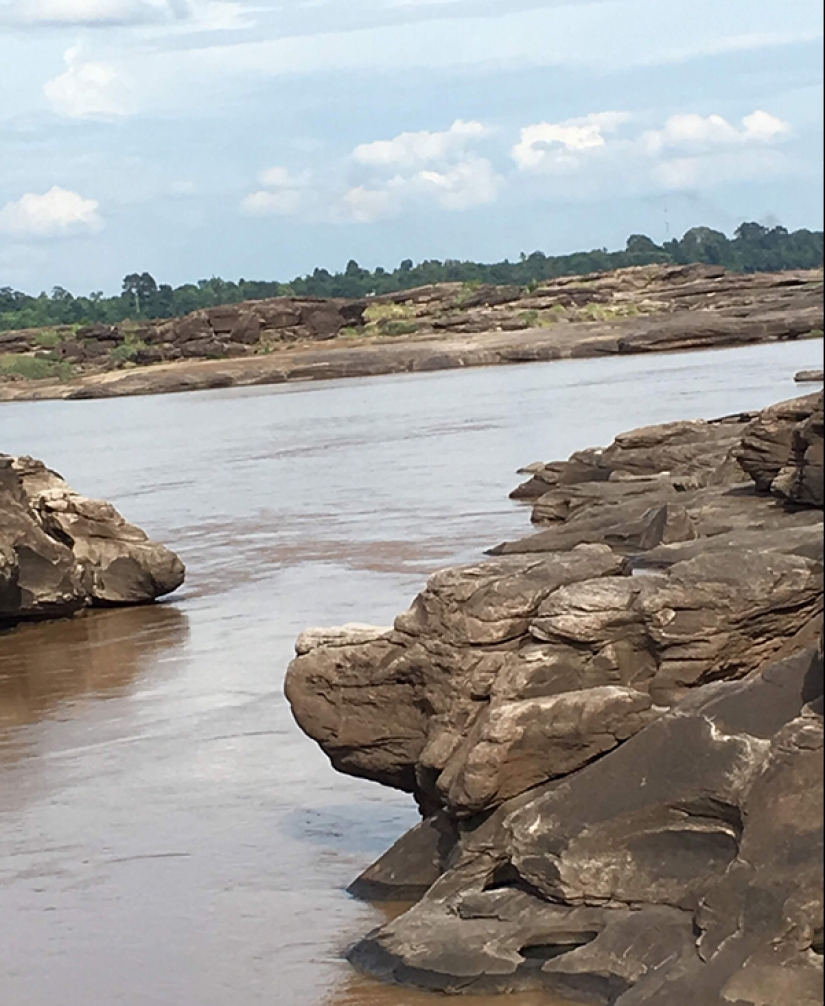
[1,0,822,294]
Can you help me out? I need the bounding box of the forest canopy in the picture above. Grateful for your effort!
[1,222,822,333]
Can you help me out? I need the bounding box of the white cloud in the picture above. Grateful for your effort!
[16,0,187,25]
[188,0,250,30]
[241,165,311,217]
[343,155,502,222]
[511,107,796,195]
[44,46,131,118]
[343,119,501,221]
[343,185,397,223]
[405,156,502,210]
[513,112,632,170]
[644,109,791,153]
[0,187,102,236]
[258,165,310,188]
[353,119,488,169]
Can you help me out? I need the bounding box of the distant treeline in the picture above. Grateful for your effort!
[1,222,822,333]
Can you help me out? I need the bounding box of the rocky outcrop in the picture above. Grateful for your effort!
[285,391,824,1003]
[0,455,185,624]
[1,265,821,402]
[795,369,824,383]
[737,392,824,507]
[348,644,823,1002]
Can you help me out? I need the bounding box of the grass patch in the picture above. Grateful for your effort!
[109,335,148,365]
[380,320,419,337]
[0,354,75,382]
[576,302,641,321]
[804,328,823,339]
[32,328,66,349]
[338,326,364,339]
[363,302,417,323]
[519,305,566,327]
[456,281,485,306]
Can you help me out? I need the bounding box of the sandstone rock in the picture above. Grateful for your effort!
[771,391,823,507]
[207,305,240,334]
[795,369,824,382]
[737,391,822,496]
[347,645,823,1003]
[348,812,460,901]
[257,302,302,330]
[294,622,392,655]
[286,391,824,1001]
[75,323,122,343]
[0,454,185,624]
[300,305,346,339]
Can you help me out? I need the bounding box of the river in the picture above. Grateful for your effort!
[0,340,821,1006]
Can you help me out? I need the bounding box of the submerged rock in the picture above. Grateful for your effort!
[0,454,185,624]
[286,391,824,1003]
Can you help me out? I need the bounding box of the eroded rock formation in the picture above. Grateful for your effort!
[1,265,821,401]
[285,391,824,1004]
[0,455,185,624]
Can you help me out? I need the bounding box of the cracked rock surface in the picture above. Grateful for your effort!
[0,454,185,624]
[285,391,823,1004]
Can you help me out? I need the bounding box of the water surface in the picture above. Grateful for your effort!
[0,341,820,1005]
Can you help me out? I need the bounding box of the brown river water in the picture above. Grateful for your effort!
[0,340,821,1006]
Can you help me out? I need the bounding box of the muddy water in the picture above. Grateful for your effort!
[0,341,820,1006]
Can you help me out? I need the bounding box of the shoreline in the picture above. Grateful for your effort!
[1,311,822,404]
[285,390,824,1002]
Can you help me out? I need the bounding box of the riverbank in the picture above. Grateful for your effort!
[1,264,821,402]
[0,345,822,1006]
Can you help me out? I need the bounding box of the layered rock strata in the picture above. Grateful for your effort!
[0,455,185,624]
[1,264,821,401]
[285,391,824,1004]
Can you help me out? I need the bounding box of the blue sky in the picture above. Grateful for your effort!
[0,0,822,294]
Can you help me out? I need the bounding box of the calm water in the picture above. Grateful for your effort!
[0,341,821,1006]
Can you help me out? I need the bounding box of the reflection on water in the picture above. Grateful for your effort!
[329,976,576,1006]
[0,341,820,1005]
[0,605,189,731]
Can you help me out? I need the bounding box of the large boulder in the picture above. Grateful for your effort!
[0,454,185,624]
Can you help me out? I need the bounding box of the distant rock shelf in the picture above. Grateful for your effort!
[286,390,824,1004]
[0,455,185,625]
[796,368,824,382]
[0,263,822,402]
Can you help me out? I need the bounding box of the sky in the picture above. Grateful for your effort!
[0,0,823,295]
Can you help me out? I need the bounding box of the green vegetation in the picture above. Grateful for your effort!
[519,305,567,327]
[380,320,419,337]
[1,222,821,333]
[363,302,417,323]
[32,327,69,349]
[0,354,75,381]
[108,332,148,366]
